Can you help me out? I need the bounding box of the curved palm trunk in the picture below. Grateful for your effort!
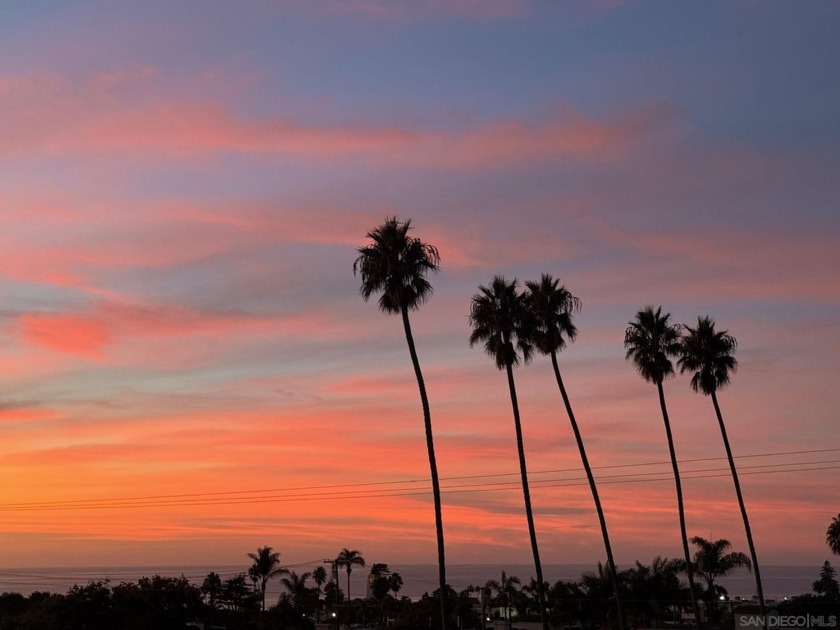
[711,391,765,621]
[656,381,701,629]
[550,351,624,630]
[401,306,448,630]
[504,359,549,630]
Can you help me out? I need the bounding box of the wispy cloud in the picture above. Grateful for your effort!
[0,72,664,170]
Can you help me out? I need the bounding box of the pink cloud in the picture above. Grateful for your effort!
[0,72,663,170]
[17,313,110,359]
[8,299,355,359]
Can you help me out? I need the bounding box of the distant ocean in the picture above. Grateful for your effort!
[0,564,823,602]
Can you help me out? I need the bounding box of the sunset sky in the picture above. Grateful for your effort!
[0,1,838,573]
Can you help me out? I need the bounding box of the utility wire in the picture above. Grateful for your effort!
[1,446,835,510]
[4,447,835,510]
[0,457,834,512]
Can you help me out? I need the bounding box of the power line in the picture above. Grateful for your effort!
[0,457,834,512]
[1,446,835,511]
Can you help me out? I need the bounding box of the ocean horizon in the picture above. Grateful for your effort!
[0,563,823,602]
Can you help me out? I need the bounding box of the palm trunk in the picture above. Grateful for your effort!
[346,570,351,603]
[401,306,448,630]
[504,358,549,630]
[657,380,701,629]
[550,351,624,630]
[711,391,765,620]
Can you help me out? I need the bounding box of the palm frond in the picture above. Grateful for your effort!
[827,514,840,555]
[353,217,440,314]
[524,273,581,356]
[678,316,738,395]
[624,306,680,384]
[469,276,534,370]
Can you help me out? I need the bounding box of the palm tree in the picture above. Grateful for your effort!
[312,566,327,599]
[687,536,751,622]
[624,306,701,629]
[625,557,685,627]
[389,571,403,597]
[525,274,624,629]
[247,546,288,611]
[469,276,548,630]
[354,217,448,629]
[581,561,627,628]
[336,548,366,603]
[486,570,521,630]
[678,316,765,619]
[828,514,840,555]
[280,570,315,613]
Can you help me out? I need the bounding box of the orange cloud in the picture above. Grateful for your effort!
[0,406,58,425]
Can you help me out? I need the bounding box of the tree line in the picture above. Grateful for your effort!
[354,217,840,630]
[1,540,838,630]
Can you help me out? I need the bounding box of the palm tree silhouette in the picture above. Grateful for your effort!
[354,217,448,629]
[486,570,521,630]
[581,561,626,627]
[624,306,700,629]
[336,548,366,603]
[689,536,751,596]
[312,566,327,599]
[247,546,288,611]
[524,274,624,630]
[687,536,751,622]
[678,316,765,619]
[828,514,840,555]
[469,276,548,630]
[280,570,314,612]
[625,556,684,626]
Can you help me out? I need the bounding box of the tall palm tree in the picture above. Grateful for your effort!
[525,274,624,630]
[336,548,366,603]
[828,514,840,555]
[247,546,288,611]
[624,306,701,629]
[354,217,448,629]
[469,276,548,630]
[678,316,765,619]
